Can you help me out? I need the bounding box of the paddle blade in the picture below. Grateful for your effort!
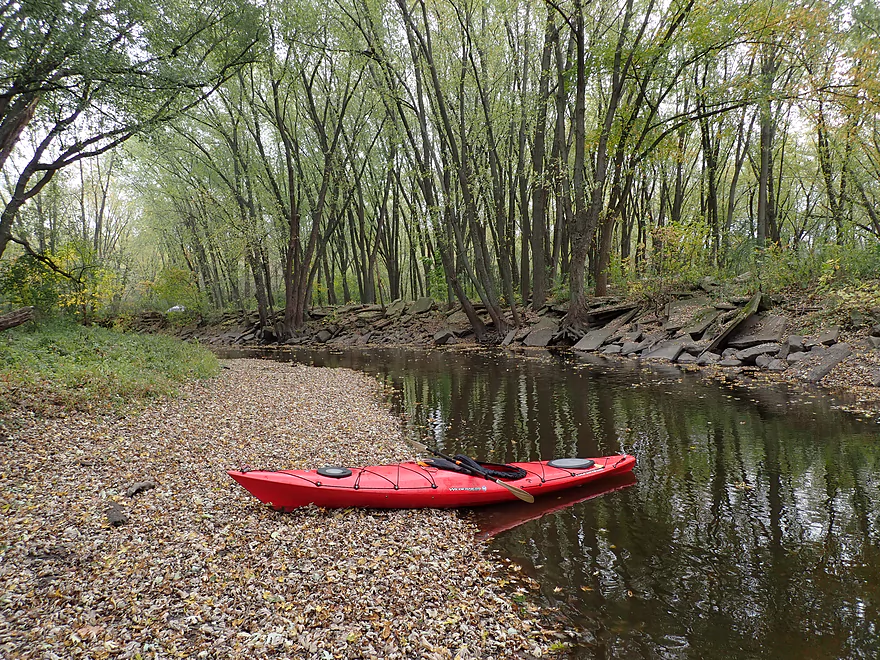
[496,479,534,503]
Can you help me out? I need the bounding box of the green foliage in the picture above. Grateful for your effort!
[819,250,880,325]
[816,258,842,292]
[0,0,262,265]
[607,253,637,293]
[312,280,328,307]
[748,243,880,294]
[0,255,64,312]
[0,320,219,414]
[548,278,570,304]
[747,244,827,292]
[548,641,570,654]
[831,281,880,317]
[0,246,125,318]
[138,267,207,314]
[651,221,713,284]
[834,242,880,282]
[426,261,447,302]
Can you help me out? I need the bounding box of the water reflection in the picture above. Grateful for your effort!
[217,347,880,659]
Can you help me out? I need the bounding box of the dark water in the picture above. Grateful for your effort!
[218,347,880,659]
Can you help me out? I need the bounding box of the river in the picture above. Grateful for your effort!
[218,346,880,659]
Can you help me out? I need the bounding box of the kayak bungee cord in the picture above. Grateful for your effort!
[242,462,442,489]
[398,462,439,488]
[353,464,437,491]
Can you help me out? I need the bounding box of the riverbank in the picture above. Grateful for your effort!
[156,284,880,419]
[0,359,550,659]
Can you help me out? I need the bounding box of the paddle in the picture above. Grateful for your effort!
[408,438,535,504]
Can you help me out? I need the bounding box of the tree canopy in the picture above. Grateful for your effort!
[0,0,260,257]
[2,0,880,332]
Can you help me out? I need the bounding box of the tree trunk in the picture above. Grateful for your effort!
[530,10,555,310]
[0,307,35,332]
[757,45,778,247]
[246,249,271,330]
[565,0,590,329]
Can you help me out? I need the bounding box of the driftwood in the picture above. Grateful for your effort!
[0,306,34,332]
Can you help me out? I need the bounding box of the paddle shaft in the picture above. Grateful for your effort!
[410,439,535,504]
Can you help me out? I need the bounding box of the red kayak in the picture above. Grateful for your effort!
[228,454,636,510]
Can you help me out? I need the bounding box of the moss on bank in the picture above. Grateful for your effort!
[0,320,219,415]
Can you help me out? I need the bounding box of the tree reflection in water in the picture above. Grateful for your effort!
[224,347,880,659]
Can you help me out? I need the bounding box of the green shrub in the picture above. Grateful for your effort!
[137,266,208,315]
[0,245,126,321]
[651,220,713,283]
[0,254,64,312]
[731,241,880,294]
[752,244,827,292]
[426,261,446,302]
[548,277,570,304]
[827,280,880,326]
[834,242,880,282]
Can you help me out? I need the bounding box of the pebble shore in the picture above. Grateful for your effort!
[0,359,549,659]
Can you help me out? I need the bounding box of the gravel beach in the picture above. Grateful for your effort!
[0,359,549,659]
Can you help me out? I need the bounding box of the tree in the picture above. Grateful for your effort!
[0,0,260,260]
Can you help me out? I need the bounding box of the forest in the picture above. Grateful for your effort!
[2,0,879,339]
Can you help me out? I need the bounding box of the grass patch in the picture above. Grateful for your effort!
[0,320,220,415]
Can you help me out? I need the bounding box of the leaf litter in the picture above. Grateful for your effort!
[0,359,550,658]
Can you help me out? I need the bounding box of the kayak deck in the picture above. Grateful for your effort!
[228,454,636,510]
